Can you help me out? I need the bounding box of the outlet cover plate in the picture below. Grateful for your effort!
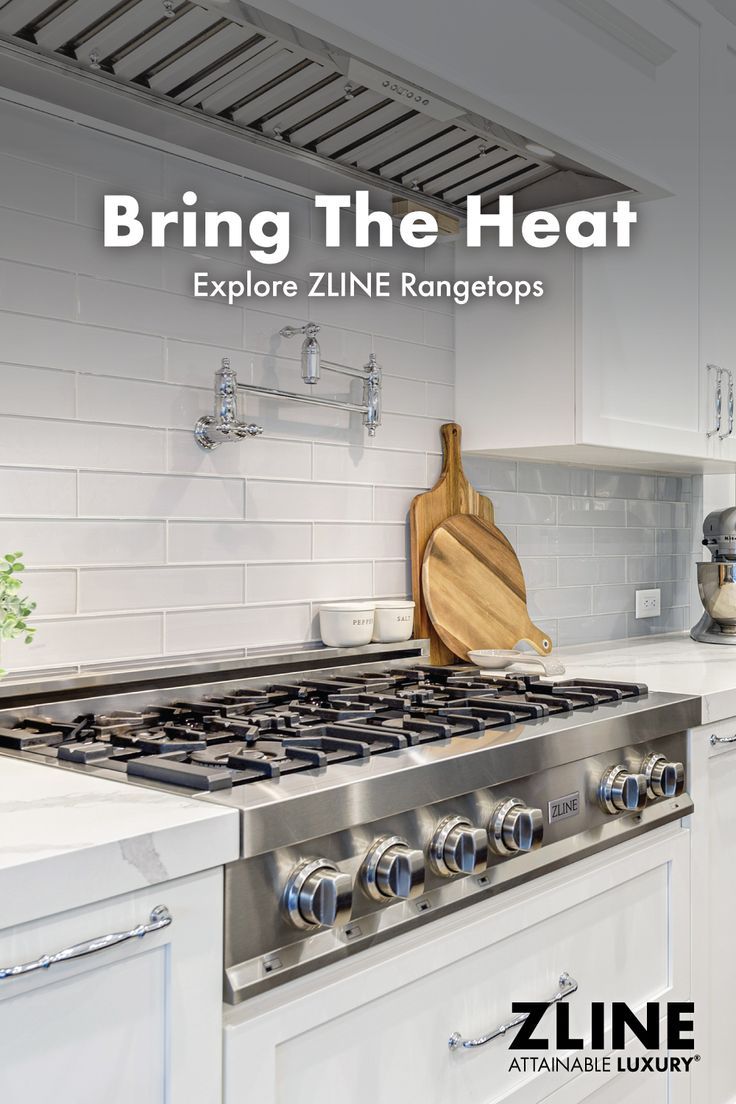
[635,588,661,618]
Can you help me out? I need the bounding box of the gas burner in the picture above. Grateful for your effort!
[0,665,651,792]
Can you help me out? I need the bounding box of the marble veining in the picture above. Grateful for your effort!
[0,756,239,930]
[557,631,736,723]
[119,834,169,884]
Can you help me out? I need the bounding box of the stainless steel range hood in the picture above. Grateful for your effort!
[0,0,631,214]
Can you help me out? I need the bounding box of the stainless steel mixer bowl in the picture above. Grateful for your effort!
[697,561,736,629]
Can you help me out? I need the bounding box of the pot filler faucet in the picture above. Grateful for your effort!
[194,323,382,450]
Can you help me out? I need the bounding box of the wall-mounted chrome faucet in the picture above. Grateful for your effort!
[194,323,382,450]
[194,359,263,450]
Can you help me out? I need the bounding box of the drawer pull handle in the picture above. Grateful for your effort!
[710,734,736,746]
[0,905,172,981]
[448,972,578,1051]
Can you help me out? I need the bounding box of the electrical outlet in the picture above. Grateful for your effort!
[635,588,661,619]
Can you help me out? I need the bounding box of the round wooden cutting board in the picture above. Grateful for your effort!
[422,513,553,661]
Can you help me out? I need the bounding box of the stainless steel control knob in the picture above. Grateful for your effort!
[641,753,685,800]
[598,765,648,815]
[282,858,353,930]
[429,815,489,877]
[488,798,544,856]
[360,835,425,901]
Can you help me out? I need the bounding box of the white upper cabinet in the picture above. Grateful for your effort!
[452,0,726,471]
[699,14,736,459]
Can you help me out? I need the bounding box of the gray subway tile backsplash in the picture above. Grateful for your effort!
[557,497,627,527]
[595,471,657,500]
[473,459,700,649]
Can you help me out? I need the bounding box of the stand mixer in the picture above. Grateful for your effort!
[691,507,736,643]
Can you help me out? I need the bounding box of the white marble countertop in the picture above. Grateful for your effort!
[0,757,240,930]
[556,631,736,724]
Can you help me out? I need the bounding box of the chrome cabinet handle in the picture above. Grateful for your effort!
[710,734,736,746]
[0,905,172,981]
[727,369,734,439]
[708,364,723,438]
[449,972,578,1051]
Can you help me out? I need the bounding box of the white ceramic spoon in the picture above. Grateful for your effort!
[468,649,566,676]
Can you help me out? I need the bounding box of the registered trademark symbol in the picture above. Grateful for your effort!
[695,1054,702,1061]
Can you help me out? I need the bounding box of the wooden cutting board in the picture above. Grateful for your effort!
[410,423,494,664]
[422,513,553,662]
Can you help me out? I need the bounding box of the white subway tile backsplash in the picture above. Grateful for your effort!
[0,152,76,220]
[370,337,453,385]
[423,310,453,349]
[78,276,243,346]
[0,207,163,287]
[374,560,411,597]
[24,571,77,616]
[80,565,244,612]
[0,99,165,190]
[2,613,163,669]
[314,443,426,487]
[247,480,371,522]
[79,472,244,519]
[0,468,76,516]
[0,259,75,319]
[248,561,372,603]
[0,313,165,379]
[0,416,166,473]
[168,430,312,480]
[426,383,454,419]
[0,519,165,567]
[369,414,446,453]
[313,523,406,561]
[77,374,207,430]
[373,486,417,524]
[165,603,312,654]
[169,521,311,563]
[0,365,76,420]
[166,339,251,387]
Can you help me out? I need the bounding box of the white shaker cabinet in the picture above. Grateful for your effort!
[0,868,224,1104]
[689,719,736,1104]
[224,828,690,1104]
[700,15,736,460]
[449,1,729,471]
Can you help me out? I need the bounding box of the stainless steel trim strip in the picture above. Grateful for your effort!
[0,639,428,704]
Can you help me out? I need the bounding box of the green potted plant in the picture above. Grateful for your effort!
[0,552,36,677]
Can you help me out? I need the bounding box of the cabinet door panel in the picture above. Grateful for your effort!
[0,869,223,1104]
[0,951,165,1104]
